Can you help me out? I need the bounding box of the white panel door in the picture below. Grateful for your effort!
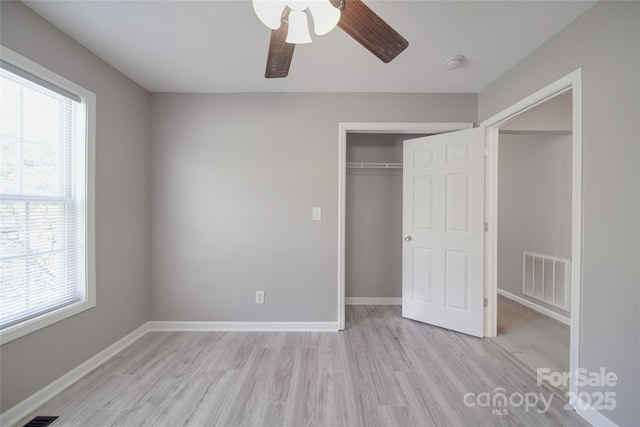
[402,128,485,337]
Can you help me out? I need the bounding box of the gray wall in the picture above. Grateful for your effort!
[478,2,640,425]
[150,94,476,321]
[345,134,409,299]
[0,1,151,413]
[497,133,572,316]
[500,93,572,132]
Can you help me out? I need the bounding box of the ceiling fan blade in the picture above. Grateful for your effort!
[337,0,409,63]
[265,19,295,78]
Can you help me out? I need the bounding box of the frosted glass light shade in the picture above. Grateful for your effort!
[286,10,312,44]
[253,0,287,29]
[286,0,308,11]
[253,0,340,43]
[309,0,341,35]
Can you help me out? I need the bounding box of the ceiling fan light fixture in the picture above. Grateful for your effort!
[264,0,409,78]
[285,10,312,44]
[253,0,287,29]
[309,0,341,35]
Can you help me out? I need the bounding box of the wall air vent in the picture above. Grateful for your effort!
[523,252,570,311]
[23,416,59,427]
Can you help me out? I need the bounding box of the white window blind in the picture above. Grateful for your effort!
[0,63,88,332]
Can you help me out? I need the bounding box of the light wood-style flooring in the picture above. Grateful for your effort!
[493,295,570,393]
[18,306,588,426]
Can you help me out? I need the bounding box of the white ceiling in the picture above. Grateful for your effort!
[23,0,595,93]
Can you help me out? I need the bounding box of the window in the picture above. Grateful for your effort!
[0,47,95,344]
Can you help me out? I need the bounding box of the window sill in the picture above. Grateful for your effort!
[0,299,95,345]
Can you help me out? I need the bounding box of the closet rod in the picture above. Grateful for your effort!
[346,162,403,169]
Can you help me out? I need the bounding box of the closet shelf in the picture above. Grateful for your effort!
[346,162,403,169]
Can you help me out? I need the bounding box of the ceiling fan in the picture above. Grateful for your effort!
[253,0,409,78]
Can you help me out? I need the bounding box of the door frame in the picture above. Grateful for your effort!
[337,122,474,330]
[480,69,582,400]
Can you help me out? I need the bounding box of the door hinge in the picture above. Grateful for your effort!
[484,222,489,232]
[484,298,488,308]
[483,146,489,157]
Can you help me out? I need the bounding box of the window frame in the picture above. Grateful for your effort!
[0,46,96,345]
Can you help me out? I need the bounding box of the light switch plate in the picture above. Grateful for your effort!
[312,207,322,221]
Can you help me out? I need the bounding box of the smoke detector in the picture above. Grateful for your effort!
[445,55,466,70]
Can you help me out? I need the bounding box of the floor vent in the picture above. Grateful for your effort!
[523,252,570,311]
[23,416,59,427]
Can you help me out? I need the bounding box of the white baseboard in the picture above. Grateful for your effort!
[149,321,339,332]
[0,322,150,427]
[576,398,618,427]
[345,297,401,305]
[497,289,570,326]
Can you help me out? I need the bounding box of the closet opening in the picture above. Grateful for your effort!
[345,133,429,308]
[337,122,474,330]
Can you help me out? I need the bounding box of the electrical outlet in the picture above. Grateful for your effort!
[255,291,265,304]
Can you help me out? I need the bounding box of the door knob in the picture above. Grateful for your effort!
[404,235,412,241]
